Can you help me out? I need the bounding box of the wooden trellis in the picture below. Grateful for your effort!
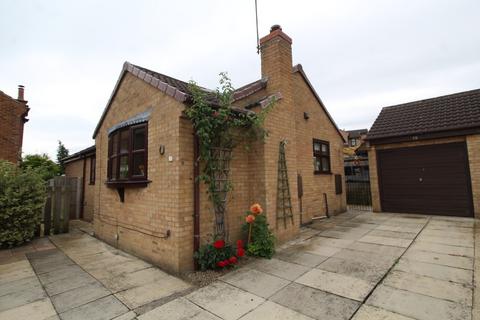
[209,147,232,239]
[276,140,293,228]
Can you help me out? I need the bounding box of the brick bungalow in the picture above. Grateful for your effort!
[91,25,346,273]
[62,145,96,222]
[0,85,29,164]
[367,89,480,218]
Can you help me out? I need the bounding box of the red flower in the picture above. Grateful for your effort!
[223,259,230,266]
[229,256,238,264]
[217,260,226,268]
[236,239,243,249]
[237,247,245,257]
[213,240,225,249]
[250,203,263,215]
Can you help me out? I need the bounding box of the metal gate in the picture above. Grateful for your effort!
[345,158,372,211]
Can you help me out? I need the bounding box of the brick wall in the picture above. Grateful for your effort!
[292,72,347,221]
[368,135,480,218]
[64,156,95,221]
[0,91,28,164]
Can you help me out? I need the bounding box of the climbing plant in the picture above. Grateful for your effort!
[186,73,274,239]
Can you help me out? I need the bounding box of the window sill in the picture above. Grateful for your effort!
[105,179,151,188]
[314,171,332,175]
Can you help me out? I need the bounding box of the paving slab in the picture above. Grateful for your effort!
[275,250,329,267]
[138,297,220,320]
[358,235,412,248]
[0,260,36,285]
[249,258,310,281]
[295,268,375,301]
[239,301,314,320]
[43,270,97,296]
[352,305,416,320]
[367,285,471,320]
[59,295,129,320]
[416,234,474,247]
[333,248,399,268]
[220,268,289,298]
[404,249,473,270]
[319,230,369,240]
[0,298,56,320]
[50,281,111,313]
[348,241,406,258]
[186,282,264,320]
[0,276,47,312]
[368,229,417,240]
[383,270,472,306]
[112,311,138,320]
[114,275,191,309]
[421,229,474,240]
[37,264,85,285]
[101,267,171,293]
[309,237,355,248]
[411,241,474,257]
[270,282,360,320]
[317,257,390,282]
[393,259,473,284]
[375,224,423,234]
[303,244,343,257]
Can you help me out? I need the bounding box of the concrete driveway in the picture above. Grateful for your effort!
[140,211,478,320]
[0,212,478,320]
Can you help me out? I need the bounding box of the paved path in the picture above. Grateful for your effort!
[140,211,477,320]
[0,212,478,320]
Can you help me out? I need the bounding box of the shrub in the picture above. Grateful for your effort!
[194,238,244,271]
[242,203,275,259]
[0,161,46,248]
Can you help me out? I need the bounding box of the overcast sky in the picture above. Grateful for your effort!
[1,0,480,158]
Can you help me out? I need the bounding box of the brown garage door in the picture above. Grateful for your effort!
[377,142,473,217]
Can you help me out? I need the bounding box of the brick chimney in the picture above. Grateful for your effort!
[259,25,293,89]
[17,85,25,102]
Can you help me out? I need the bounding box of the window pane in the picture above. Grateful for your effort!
[322,157,330,172]
[111,133,119,156]
[119,155,129,179]
[133,127,146,150]
[314,158,321,172]
[120,130,129,154]
[321,143,328,153]
[313,142,321,152]
[111,157,118,180]
[133,153,146,176]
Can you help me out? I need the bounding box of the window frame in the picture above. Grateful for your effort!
[89,155,96,185]
[107,123,149,187]
[313,139,331,174]
[350,138,357,147]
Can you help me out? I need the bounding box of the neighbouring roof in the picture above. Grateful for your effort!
[347,128,368,138]
[92,62,264,138]
[292,64,345,142]
[62,145,96,164]
[367,89,480,141]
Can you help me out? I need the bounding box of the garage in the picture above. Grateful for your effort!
[377,142,473,217]
[366,88,480,218]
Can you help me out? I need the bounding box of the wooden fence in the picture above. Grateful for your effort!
[43,176,81,235]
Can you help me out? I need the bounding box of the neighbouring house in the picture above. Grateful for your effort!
[0,85,29,164]
[62,145,96,222]
[342,129,369,182]
[366,89,480,218]
[90,25,346,273]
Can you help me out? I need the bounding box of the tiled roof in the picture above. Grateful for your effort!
[93,62,264,138]
[367,89,480,140]
[62,145,96,164]
[347,129,368,138]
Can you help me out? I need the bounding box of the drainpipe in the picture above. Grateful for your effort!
[80,155,87,220]
[193,134,200,270]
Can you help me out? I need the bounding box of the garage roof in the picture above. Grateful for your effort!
[367,89,480,141]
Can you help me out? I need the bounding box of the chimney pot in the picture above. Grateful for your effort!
[17,85,25,101]
[270,24,282,32]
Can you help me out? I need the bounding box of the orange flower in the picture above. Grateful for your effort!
[245,214,255,224]
[250,203,263,215]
